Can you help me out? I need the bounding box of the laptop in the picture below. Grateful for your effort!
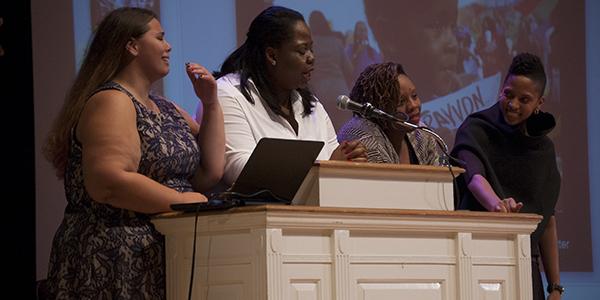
[171,138,325,212]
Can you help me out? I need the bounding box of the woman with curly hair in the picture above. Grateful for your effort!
[338,62,444,165]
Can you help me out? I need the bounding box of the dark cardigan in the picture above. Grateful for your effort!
[451,102,560,255]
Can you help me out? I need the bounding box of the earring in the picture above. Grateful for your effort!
[272,60,276,66]
[534,107,540,114]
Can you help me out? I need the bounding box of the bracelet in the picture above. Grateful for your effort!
[546,283,564,295]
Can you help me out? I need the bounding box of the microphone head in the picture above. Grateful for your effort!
[337,95,364,111]
[336,95,350,110]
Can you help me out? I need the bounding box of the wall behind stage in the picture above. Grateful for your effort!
[34,0,600,297]
[32,0,74,284]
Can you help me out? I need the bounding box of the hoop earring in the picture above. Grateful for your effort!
[271,60,276,66]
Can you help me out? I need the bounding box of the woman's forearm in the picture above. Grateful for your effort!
[540,216,561,286]
[467,174,502,211]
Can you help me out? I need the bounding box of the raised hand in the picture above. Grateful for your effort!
[185,62,218,106]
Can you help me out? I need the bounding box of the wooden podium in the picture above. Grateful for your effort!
[153,162,539,299]
[152,206,540,300]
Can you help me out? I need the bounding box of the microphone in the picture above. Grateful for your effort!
[336,95,419,131]
[336,95,456,166]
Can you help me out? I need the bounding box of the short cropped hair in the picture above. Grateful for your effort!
[505,52,547,95]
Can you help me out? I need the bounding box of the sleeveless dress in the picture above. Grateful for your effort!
[46,82,200,299]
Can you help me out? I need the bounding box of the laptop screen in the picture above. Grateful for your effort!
[229,138,324,202]
[170,138,325,212]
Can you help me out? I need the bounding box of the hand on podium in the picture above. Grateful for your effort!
[494,197,523,213]
[330,140,367,162]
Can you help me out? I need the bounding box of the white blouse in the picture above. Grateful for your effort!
[218,73,339,185]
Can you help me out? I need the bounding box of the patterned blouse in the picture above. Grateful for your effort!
[337,116,444,166]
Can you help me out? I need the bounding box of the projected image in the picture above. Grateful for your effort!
[363,0,564,148]
[266,1,570,143]
[91,0,160,25]
[261,0,591,272]
[71,0,590,272]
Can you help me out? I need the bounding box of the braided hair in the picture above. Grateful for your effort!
[349,62,407,130]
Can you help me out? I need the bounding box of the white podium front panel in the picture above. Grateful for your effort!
[293,161,464,211]
[153,206,540,300]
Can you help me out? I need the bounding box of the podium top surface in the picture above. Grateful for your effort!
[313,160,465,174]
[153,205,541,237]
[155,204,540,223]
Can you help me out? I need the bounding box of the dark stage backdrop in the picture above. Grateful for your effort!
[2,0,36,296]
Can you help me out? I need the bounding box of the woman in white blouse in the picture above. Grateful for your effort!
[208,6,366,185]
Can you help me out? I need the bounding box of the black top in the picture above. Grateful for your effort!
[451,102,560,255]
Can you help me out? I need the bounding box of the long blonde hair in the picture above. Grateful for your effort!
[43,7,157,178]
